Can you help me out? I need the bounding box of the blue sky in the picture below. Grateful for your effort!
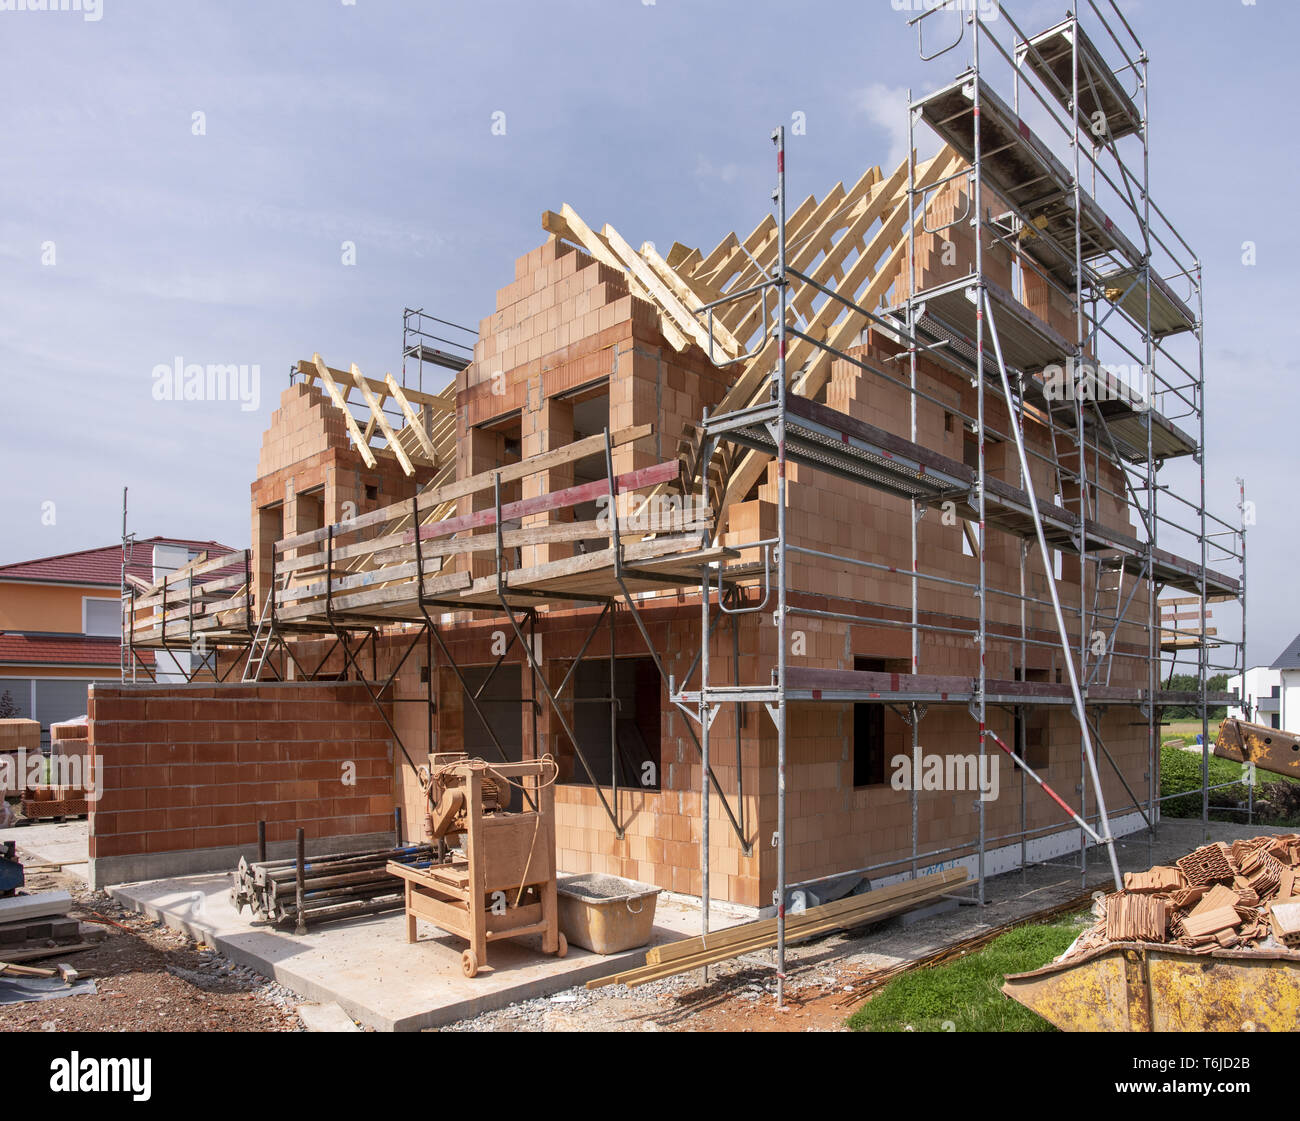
[0,0,1295,668]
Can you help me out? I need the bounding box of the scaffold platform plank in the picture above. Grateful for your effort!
[884,276,1194,463]
[1015,18,1143,142]
[780,665,1233,707]
[915,73,1142,284]
[1096,264,1197,338]
[718,395,1237,597]
[888,274,1075,378]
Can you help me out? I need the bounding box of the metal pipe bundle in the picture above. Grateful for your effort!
[230,840,436,928]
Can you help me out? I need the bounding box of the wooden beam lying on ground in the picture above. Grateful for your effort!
[588,867,969,989]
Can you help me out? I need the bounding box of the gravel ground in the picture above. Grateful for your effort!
[0,867,306,1033]
[437,950,865,1032]
[437,821,1296,1032]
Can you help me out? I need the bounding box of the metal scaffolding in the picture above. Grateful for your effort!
[116,1,1248,1011]
[401,307,475,393]
[671,0,1245,1004]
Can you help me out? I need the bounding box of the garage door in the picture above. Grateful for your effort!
[0,679,93,748]
[34,680,96,749]
[0,679,34,720]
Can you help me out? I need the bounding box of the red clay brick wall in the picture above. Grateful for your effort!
[288,609,767,907]
[250,383,433,607]
[247,228,1155,909]
[88,682,395,865]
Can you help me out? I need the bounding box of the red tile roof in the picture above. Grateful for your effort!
[0,537,239,588]
[0,632,152,668]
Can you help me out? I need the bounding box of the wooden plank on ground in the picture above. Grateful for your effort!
[648,868,966,965]
[587,868,968,989]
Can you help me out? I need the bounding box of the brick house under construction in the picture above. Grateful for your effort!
[94,123,1240,908]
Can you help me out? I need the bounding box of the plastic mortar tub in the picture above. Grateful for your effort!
[556,874,662,955]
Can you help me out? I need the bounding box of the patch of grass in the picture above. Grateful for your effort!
[846,913,1090,1032]
[1160,719,1220,747]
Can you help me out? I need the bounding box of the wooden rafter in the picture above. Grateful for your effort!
[715,148,963,510]
[312,353,377,469]
[638,239,742,359]
[350,363,413,476]
[385,373,439,464]
[299,359,451,413]
[542,205,693,353]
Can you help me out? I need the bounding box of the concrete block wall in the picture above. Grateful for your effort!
[900,179,1016,302]
[713,585,1151,890]
[533,604,759,905]
[255,382,349,480]
[87,682,396,887]
[465,284,767,902]
[735,322,1153,889]
[361,602,1159,909]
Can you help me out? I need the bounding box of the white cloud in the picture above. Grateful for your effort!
[854,81,945,171]
[855,82,911,171]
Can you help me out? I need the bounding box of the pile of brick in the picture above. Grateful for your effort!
[0,718,41,797]
[1072,835,1300,956]
[50,716,87,754]
[20,785,89,820]
[0,719,39,752]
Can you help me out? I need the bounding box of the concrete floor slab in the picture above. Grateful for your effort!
[109,871,743,1031]
[297,1001,361,1032]
[1,820,89,881]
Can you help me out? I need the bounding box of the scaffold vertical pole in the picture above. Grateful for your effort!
[906,87,921,881]
[972,11,989,905]
[700,455,712,977]
[772,124,790,1006]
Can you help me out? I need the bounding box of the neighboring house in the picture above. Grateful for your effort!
[0,537,235,745]
[1268,632,1300,733]
[1227,635,1300,731]
[1227,665,1283,727]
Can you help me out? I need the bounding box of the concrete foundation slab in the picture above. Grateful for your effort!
[297,1001,361,1032]
[109,871,743,1031]
[1,820,89,881]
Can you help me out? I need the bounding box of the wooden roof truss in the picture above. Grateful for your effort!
[296,355,457,479]
[542,146,965,517]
